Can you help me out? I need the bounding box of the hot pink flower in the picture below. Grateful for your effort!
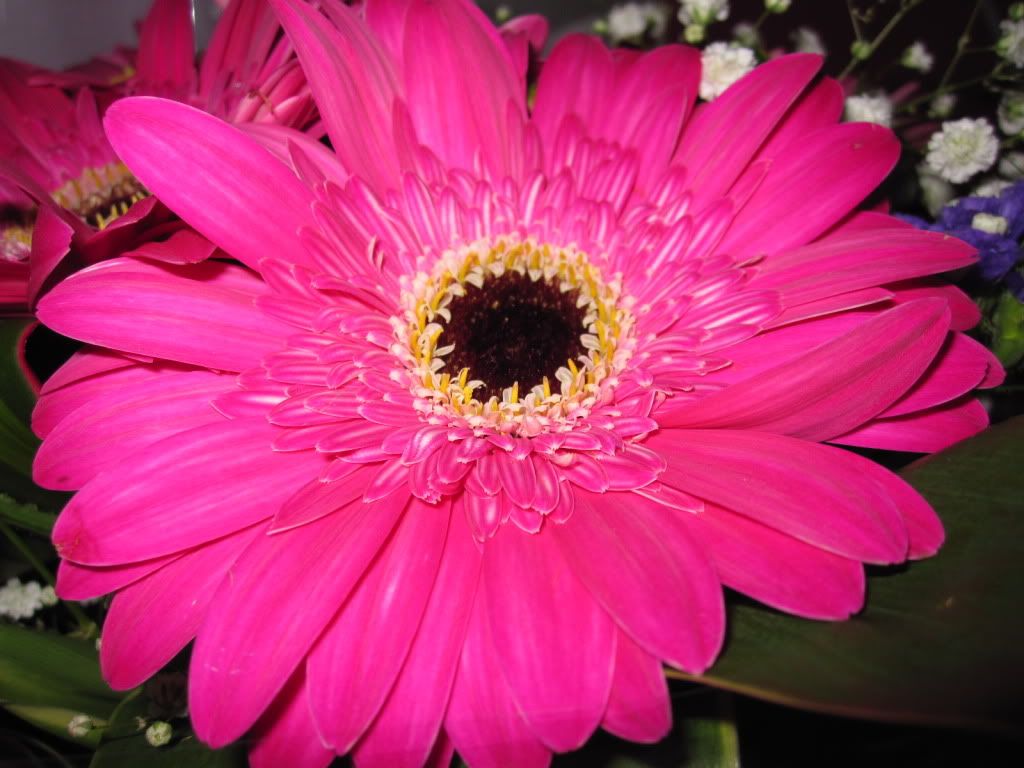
[36,1,1001,766]
[0,0,316,311]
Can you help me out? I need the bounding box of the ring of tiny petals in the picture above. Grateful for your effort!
[51,161,148,230]
[391,237,638,437]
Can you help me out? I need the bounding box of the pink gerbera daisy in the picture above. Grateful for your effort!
[0,0,316,310]
[35,0,1002,766]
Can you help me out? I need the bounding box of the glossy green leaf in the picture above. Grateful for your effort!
[91,690,247,768]
[672,416,1024,732]
[0,625,119,744]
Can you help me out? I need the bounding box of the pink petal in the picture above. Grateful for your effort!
[751,77,844,163]
[34,369,230,490]
[103,97,316,270]
[55,554,174,601]
[101,524,261,690]
[661,300,951,441]
[123,228,218,265]
[679,502,865,619]
[354,510,482,768]
[135,0,196,94]
[26,204,74,305]
[308,500,449,753]
[51,419,325,565]
[250,669,334,768]
[484,526,615,751]
[673,54,822,210]
[36,257,294,372]
[403,0,525,177]
[832,396,989,454]
[648,429,909,564]
[601,631,671,743]
[189,489,408,747]
[268,0,402,193]
[718,122,900,258]
[445,593,552,768]
[552,490,723,673]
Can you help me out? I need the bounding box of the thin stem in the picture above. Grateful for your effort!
[0,520,94,633]
[938,0,984,92]
[839,0,927,80]
[846,0,864,41]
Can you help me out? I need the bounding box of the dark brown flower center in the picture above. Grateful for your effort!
[441,270,587,400]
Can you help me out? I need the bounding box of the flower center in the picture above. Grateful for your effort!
[0,207,34,262]
[396,238,636,434]
[51,162,148,230]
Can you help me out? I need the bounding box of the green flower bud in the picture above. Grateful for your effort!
[850,40,873,60]
[684,24,706,44]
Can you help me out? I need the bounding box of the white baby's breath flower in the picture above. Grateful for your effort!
[972,212,1010,235]
[999,91,1024,135]
[607,4,648,42]
[699,42,756,101]
[925,118,999,184]
[929,93,957,119]
[791,26,826,55]
[678,0,729,26]
[844,93,893,127]
[999,150,1024,179]
[973,177,1012,197]
[67,714,94,739]
[732,21,761,49]
[145,721,173,748]
[0,577,51,620]
[918,166,955,216]
[999,19,1024,66]
[901,42,933,72]
[765,0,791,12]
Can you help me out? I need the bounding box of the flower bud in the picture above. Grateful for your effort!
[145,721,173,748]
[68,714,93,739]
[850,40,873,60]
[684,24,706,44]
[765,0,791,12]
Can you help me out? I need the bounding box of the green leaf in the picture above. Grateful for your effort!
[671,416,1024,732]
[681,691,741,768]
[0,624,119,744]
[0,494,56,536]
[91,691,247,768]
[0,319,38,426]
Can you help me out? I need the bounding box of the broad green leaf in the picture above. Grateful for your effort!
[0,319,38,426]
[5,704,103,748]
[91,690,247,768]
[0,493,57,536]
[671,416,1024,732]
[0,625,119,722]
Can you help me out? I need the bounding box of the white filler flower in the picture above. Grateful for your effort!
[678,0,729,26]
[791,26,826,55]
[0,578,55,620]
[926,118,999,184]
[901,42,934,72]
[700,42,756,101]
[844,93,893,127]
[998,19,1024,67]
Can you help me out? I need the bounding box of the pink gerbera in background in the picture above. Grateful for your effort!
[33,0,1002,766]
[0,0,316,312]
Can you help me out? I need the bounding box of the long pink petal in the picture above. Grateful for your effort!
[673,54,822,210]
[648,430,909,564]
[308,500,449,753]
[679,502,865,619]
[445,592,552,768]
[103,97,316,270]
[354,508,482,768]
[403,0,525,177]
[135,0,196,95]
[26,204,74,305]
[601,632,671,743]
[718,122,900,258]
[55,554,174,601]
[751,77,844,163]
[663,300,950,441]
[269,0,402,192]
[484,525,615,751]
[552,489,724,673]
[189,489,408,747]
[51,419,325,565]
[831,396,989,453]
[34,369,230,490]
[100,524,261,690]
[250,669,334,768]
[36,257,294,372]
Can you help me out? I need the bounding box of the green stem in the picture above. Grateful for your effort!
[937,0,983,93]
[0,520,95,633]
[839,0,926,80]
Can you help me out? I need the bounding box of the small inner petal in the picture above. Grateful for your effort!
[51,161,149,230]
[1,206,34,262]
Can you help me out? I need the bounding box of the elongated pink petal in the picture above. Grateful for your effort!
[484,526,615,751]
[674,54,822,209]
[26,204,74,305]
[36,258,294,372]
[661,300,951,441]
[123,228,218,265]
[308,500,449,752]
[648,429,909,563]
[601,632,671,743]
[190,490,408,747]
[55,554,174,601]
[104,97,316,270]
[552,489,723,673]
[679,502,865,619]
[445,593,552,768]
[354,509,482,768]
[718,122,900,258]
[403,0,524,177]
[34,369,230,490]
[750,77,844,163]
[135,0,196,94]
[250,670,334,768]
[832,396,989,453]
[51,419,325,565]
[33,352,145,438]
[269,0,402,192]
[101,525,261,690]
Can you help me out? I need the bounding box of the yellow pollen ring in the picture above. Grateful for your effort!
[51,161,148,230]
